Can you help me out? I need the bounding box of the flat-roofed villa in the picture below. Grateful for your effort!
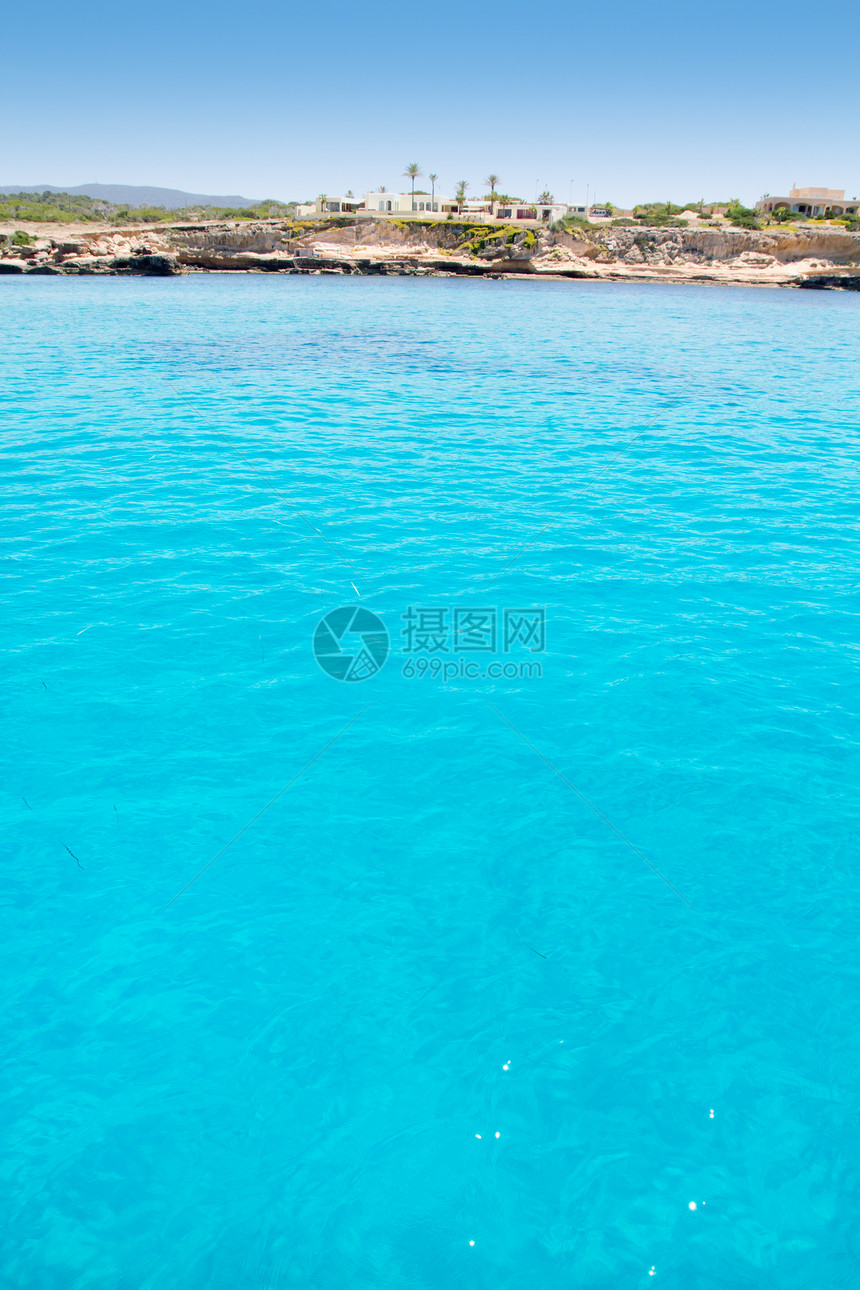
[295,192,575,225]
[756,187,859,217]
[295,194,365,216]
[365,190,457,214]
[296,191,457,217]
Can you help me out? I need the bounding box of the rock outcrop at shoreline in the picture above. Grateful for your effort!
[2,217,860,289]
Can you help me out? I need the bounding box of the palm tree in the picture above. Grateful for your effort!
[404,162,422,209]
[455,179,469,208]
[484,173,500,201]
[537,190,554,204]
[429,173,438,206]
[318,192,328,214]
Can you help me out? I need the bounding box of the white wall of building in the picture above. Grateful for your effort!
[363,191,452,214]
[294,194,589,226]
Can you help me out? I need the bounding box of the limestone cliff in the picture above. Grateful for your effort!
[1,217,859,289]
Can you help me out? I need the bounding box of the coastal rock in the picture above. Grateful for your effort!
[736,251,775,267]
[109,253,180,275]
[476,242,514,260]
[550,233,592,256]
[174,249,295,271]
[798,273,860,291]
[483,258,535,274]
[2,215,860,286]
[53,258,112,274]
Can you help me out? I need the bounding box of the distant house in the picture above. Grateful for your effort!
[756,187,859,218]
[295,195,363,216]
[495,202,570,223]
[364,191,456,214]
[297,191,579,226]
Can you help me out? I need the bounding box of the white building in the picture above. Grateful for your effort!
[295,191,455,217]
[493,201,571,225]
[756,186,859,218]
[295,191,581,226]
[295,195,364,217]
[363,190,455,214]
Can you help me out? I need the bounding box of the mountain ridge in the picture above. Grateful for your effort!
[0,183,263,209]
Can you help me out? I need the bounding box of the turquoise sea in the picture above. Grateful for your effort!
[3,274,860,1288]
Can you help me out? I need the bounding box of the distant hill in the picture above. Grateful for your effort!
[0,183,262,209]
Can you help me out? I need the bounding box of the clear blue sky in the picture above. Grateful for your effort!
[3,0,858,207]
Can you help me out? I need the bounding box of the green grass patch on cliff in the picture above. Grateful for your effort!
[450,224,531,256]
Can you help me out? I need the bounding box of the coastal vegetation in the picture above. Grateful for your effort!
[725,200,760,229]
[5,178,856,237]
[0,190,297,225]
[768,205,860,231]
[634,202,698,226]
[371,221,536,256]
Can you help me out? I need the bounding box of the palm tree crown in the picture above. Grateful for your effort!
[484,173,500,200]
[404,162,423,205]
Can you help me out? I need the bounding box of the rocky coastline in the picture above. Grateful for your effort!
[2,217,860,289]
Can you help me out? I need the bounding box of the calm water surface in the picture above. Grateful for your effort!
[3,275,859,1288]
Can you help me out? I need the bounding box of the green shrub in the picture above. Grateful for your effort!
[11,230,32,245]
[726,201,760,229]
[634,214,685,228]
[0,189,302,227]
[771,206,801,224]
[634,202,686,220]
